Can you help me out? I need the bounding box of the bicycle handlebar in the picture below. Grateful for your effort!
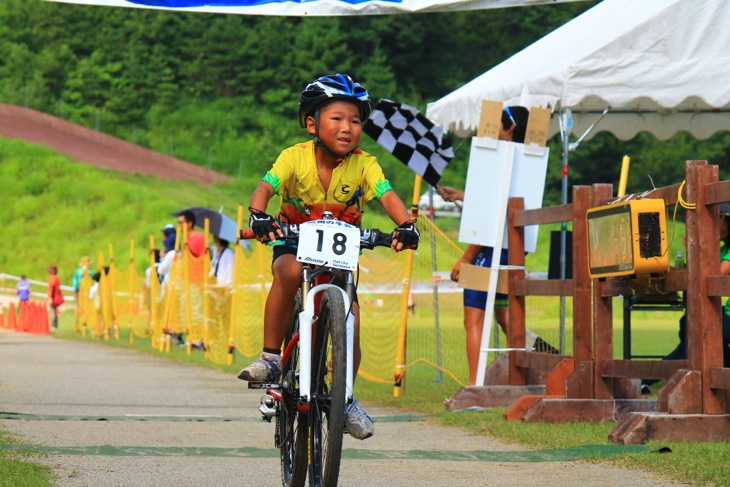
[240,224,394,250]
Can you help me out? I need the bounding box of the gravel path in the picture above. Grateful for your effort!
[0,328,688,487]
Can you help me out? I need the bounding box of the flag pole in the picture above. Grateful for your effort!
[426,185,443,383]
[393,173,421,397]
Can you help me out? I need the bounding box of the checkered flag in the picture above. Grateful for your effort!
[364,99,454,187]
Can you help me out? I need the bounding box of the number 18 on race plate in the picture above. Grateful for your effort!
[296,220,361,271]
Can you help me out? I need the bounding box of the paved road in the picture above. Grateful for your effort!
[0,329,687,487]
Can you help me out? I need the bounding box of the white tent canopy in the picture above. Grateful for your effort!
[427,0,730,141]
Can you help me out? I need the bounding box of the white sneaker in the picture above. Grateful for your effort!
[344,398,374,440]
[237,353,282,382]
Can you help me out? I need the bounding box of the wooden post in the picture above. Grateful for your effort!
[684,160,725,414]
[566,186,593,398]
[507,197,527,385]
[591,184,615,399]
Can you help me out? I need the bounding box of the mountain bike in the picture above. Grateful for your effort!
[242,213,394,487]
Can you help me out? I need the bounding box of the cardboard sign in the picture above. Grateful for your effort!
[476,100,502,139]
[524,107,551,147]
[458,264,509,294]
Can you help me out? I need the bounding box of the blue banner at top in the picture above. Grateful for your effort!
[128,0,395,7]
[46,0,576,17]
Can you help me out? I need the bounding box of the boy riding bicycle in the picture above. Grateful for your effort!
[238,73,419,440]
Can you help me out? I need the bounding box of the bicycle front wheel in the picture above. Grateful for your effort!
[308,287,347,487]
[279,294,307,487]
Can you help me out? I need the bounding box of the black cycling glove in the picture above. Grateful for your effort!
[393,219,420,249]
[249,207,280,238]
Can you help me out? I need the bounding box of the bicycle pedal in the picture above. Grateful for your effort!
[248,382,280,390]
[259,394,278,421]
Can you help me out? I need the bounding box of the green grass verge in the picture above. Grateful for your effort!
[441,408,730,486]
[0,430,55,487]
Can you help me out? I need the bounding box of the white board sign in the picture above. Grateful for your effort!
[459,138,549,253]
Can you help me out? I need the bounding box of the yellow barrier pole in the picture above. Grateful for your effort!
[227,205,244,365]
[149,234,158,348]
[128,239,135,344]
[76,257,92,336]
[97,251,107,339]
[108,243,120,340]
[393,174,422,397]
[618,155,631,197]
[203,219,211,359]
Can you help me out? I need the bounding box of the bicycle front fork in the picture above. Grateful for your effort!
[298,283,355,404]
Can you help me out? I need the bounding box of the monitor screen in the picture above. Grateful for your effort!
[587,204,634,275]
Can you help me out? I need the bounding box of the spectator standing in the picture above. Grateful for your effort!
[210,235,234,287]
[47,265,64,330]
[177,211,205,258]
[144,249,162,289]
[161,224,177,255]
[72,256,91,302]
[16,275,30,311]
[157,224,177,286]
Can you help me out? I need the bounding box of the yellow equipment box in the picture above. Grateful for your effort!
[586,199,669,278]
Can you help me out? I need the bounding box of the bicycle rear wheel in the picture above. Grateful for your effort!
[279,294,308,487]
[308,287,347,487]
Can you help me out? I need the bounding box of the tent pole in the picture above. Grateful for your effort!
[559,107,573,355]
[557,106,606,354]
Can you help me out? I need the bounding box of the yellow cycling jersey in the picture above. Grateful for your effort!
[262,140,393,226]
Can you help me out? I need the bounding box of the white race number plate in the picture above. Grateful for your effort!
[296,220,361,271]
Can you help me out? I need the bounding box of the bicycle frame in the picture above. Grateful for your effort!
[297,280,355,405]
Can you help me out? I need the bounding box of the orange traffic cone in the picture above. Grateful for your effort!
[0,305,4,328]
[29,302,37,333]
[28,302,38,335]
[42,302,50,334]
[8,302,17,331]
[21,302,30,333]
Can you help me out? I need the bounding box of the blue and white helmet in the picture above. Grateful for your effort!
[297,74,371,128]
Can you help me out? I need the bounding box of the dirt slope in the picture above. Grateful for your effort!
[0,104,228,185]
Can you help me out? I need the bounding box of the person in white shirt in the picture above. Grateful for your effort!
[157,230,177,287]
[210,235,234,287]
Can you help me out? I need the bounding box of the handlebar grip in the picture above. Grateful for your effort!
[240,228,255,240]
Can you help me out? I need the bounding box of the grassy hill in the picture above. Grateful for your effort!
[0,136,254,282]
